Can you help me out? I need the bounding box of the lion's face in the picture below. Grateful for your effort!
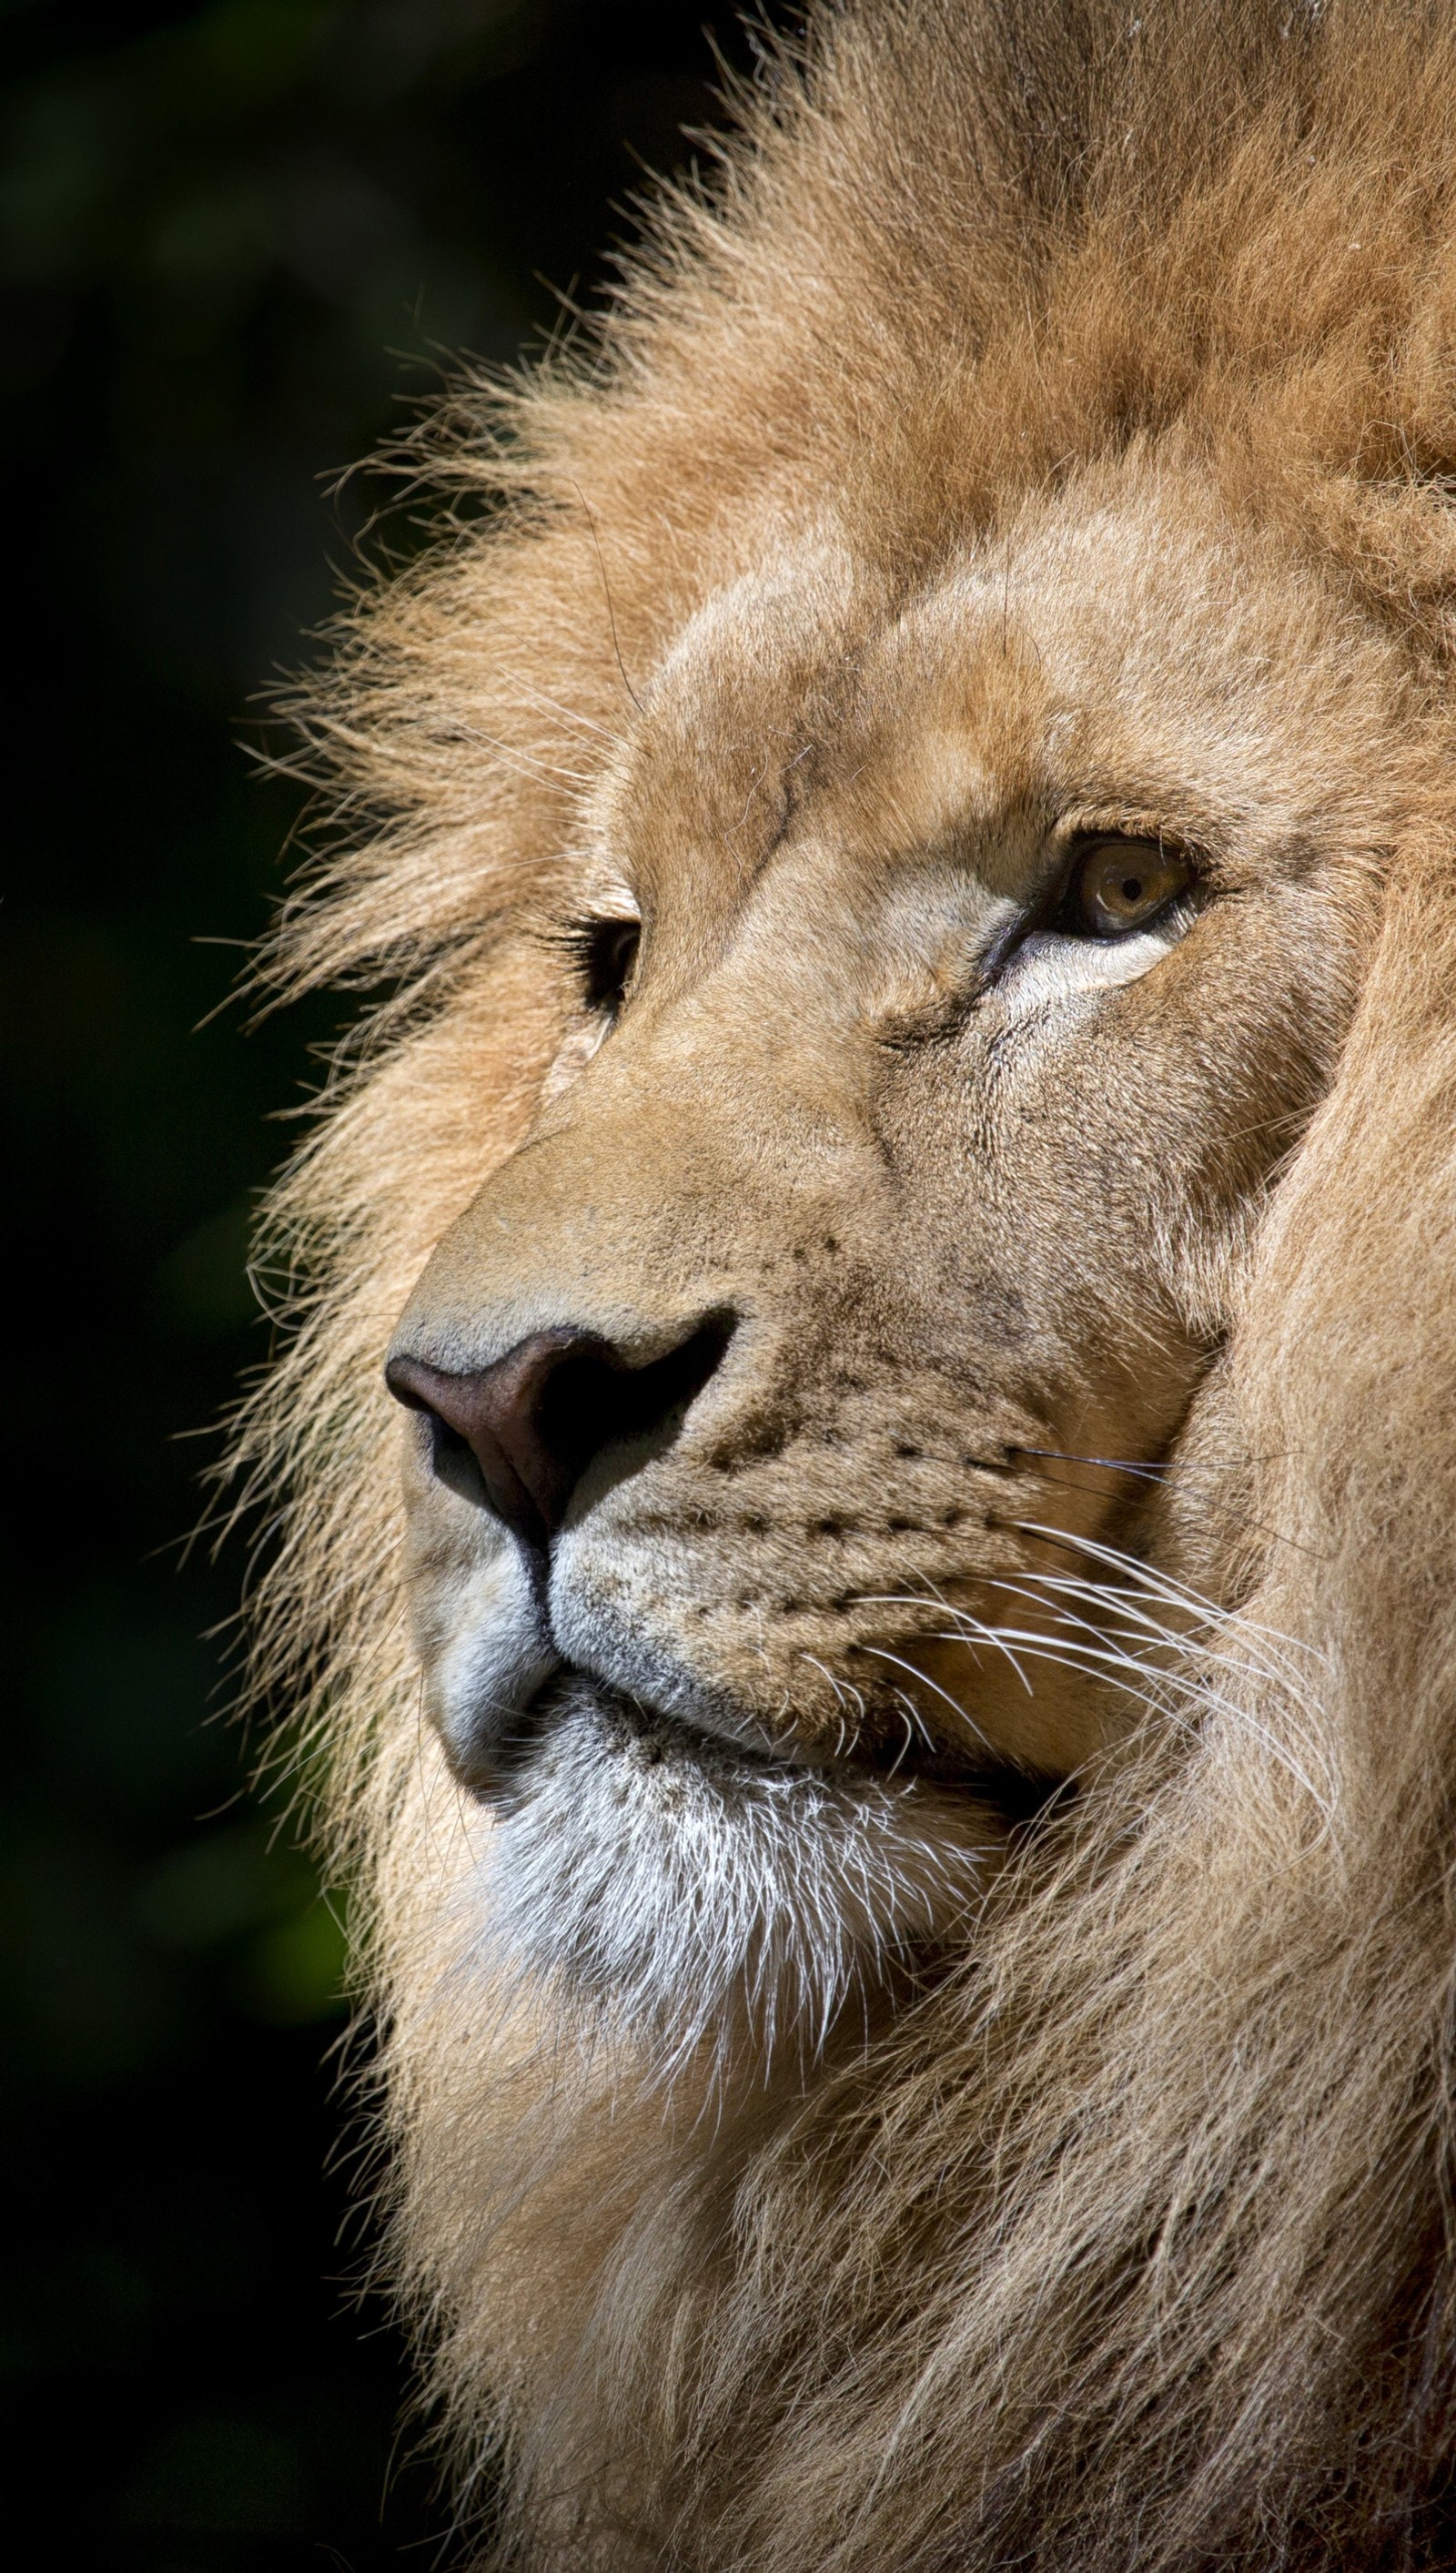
[386,466,1394,2053]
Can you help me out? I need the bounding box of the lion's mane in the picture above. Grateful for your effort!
[236,5,1456,2565]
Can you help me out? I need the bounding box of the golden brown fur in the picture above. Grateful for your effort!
[235,5,1456,2564]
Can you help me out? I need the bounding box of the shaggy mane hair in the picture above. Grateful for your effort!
[235,4,1456,2564]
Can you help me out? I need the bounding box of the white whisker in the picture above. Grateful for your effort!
[858,1644,1006,1746]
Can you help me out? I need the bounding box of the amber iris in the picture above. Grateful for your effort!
[1065,836,1191,938]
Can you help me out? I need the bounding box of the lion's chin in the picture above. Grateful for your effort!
[460,1669,1010,2077]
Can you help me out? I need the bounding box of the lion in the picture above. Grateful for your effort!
[235,3,1456,2565]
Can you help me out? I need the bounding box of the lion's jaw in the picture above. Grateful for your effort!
[389,466,1394,2067]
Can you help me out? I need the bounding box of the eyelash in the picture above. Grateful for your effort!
[559,917,642,1014]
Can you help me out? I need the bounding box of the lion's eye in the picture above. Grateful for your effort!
[1057,836,1192,939]
[569,917,641,1014]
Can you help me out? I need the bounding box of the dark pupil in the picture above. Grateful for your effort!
[1120,874,1144,902]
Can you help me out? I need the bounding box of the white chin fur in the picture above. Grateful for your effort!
[460,1677,1007,2077]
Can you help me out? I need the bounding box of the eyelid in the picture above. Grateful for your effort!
[979,830,1197,987]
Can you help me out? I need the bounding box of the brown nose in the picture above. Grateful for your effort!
[385,1319,733,1548]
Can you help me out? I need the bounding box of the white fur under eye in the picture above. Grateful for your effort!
[998,915,1190,1017]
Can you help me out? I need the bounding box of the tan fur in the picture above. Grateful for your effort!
[234,5,1456,2564]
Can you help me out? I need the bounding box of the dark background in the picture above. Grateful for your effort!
[0,5,769,2562]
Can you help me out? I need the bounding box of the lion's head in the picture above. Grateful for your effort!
[243,5,1456,2567]
[382,474,1397,2065]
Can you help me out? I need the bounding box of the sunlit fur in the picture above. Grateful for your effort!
[233,5,1456,2565]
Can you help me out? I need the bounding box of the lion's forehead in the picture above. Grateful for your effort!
[589,468,1409,926]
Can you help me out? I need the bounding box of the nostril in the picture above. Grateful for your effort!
[421,1405,489,1508]
[537,1314,734,1478]
[386,1349,527,1525]
[385,1354,491,1515]
[384,1314,735,1544]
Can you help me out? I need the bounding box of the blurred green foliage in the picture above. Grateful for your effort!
[0,2,761,2560]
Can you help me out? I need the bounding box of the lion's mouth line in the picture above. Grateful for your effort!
[486,1656,1058,1823]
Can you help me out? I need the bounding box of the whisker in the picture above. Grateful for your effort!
[800,1654,852,1762]
[857,1643,1009,1741]
[1004,1534,1325,1689]
[925,1626,1178,1729]
[1013,1452,1322,1558]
